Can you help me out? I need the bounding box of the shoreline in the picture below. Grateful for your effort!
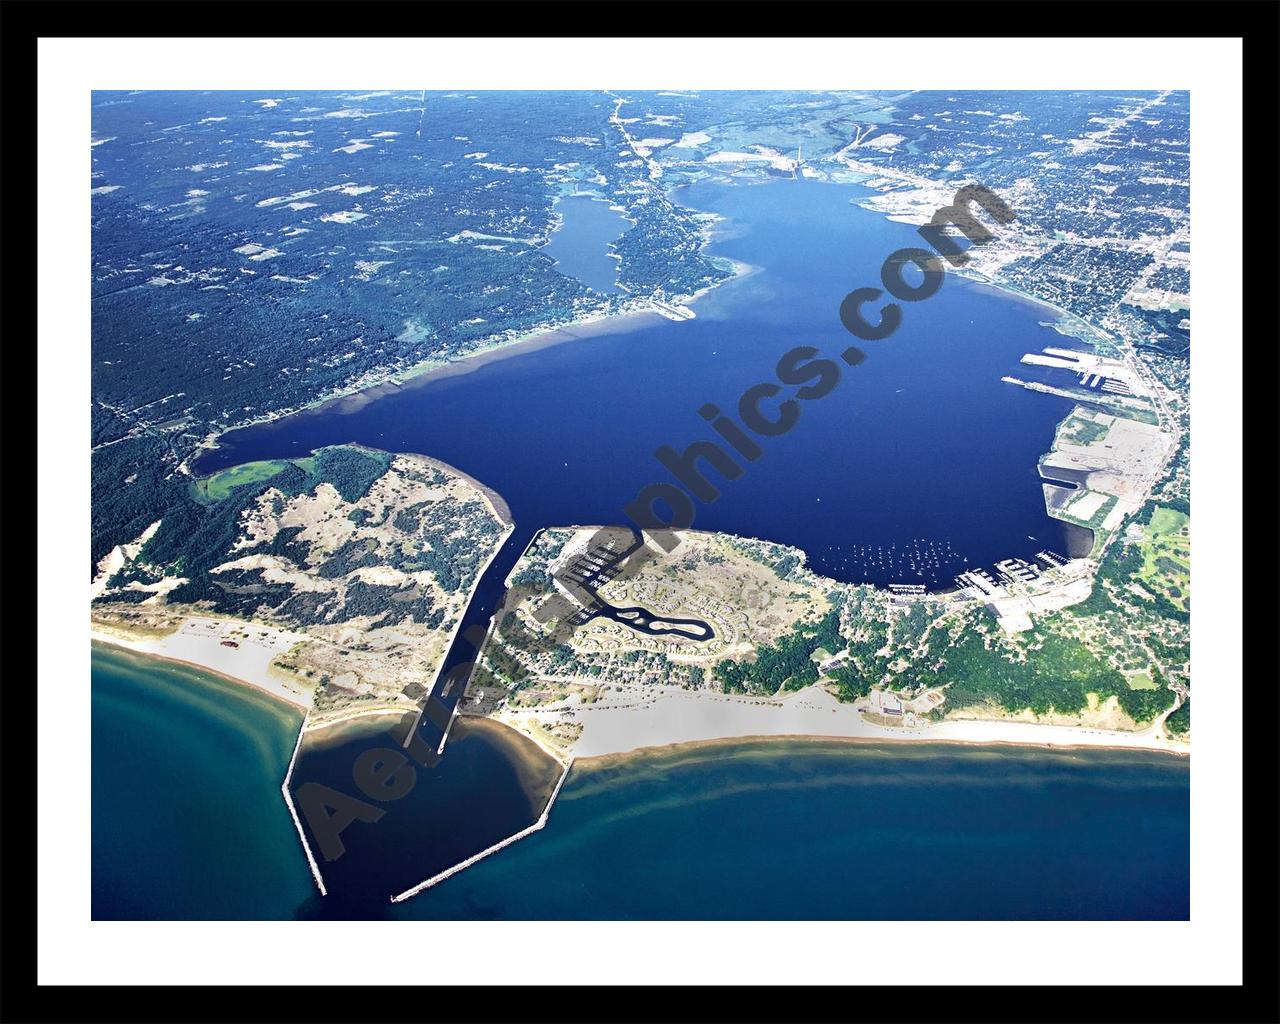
[391,303,669,389]
[189,296,717,472]
[90,630,311,711]
[188,191,757,473]
[403,452,514,527]
[302,704,413,736]
[93,634,1188,766]
[183,304,645,469]
[574,728,1190,769]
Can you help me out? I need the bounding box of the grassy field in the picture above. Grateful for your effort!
[1056,489,1118,531]
[1149,506,1189,536]
[190,457,316,503]
[1126,671,1158,690]
[1058,408,1112,447]
[1137,507,1189,612]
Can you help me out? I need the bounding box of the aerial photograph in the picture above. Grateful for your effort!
[88,88,1191,921]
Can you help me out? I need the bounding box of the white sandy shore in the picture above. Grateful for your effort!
[539,684,1188,759]
[91,614,314,709]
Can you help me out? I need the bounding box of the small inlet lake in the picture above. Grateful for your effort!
[540,193,631,293]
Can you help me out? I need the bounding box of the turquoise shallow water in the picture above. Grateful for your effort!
[92,647,1188,920]
[91,644,312,920]
[393,740,1189,921]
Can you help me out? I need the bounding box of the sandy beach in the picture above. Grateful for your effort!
[517,683,1189,759]
[94,614,1189,762]
[90,614,314,710]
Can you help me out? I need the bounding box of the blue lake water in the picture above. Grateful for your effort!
[91,644,1189,921]
[197,178,1087,592]
[542,194,630,293]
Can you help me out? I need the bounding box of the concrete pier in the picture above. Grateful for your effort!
[389,758,574,904]
[281,712,328,896]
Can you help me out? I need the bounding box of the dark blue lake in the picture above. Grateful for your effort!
[197,178,1085,593]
